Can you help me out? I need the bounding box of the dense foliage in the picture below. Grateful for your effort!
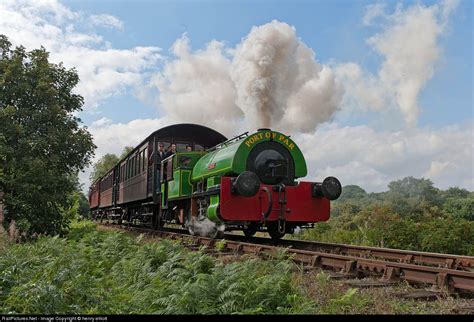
[1,222,468,315]
[0,221,315,314]
[89,146,133,183]
[0,35,95,236]
[299,177,474,255]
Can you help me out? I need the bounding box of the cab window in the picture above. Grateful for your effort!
[175,142,189,152]
[195,144,205,151]
[178,155,193,168]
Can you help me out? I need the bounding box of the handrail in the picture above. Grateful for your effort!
[206,132,249,152]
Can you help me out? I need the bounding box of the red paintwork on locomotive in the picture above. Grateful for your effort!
[219,177,330,223]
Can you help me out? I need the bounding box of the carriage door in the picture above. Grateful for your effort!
[161,156,174,209]
[113,167,120,206]
[147,139,154,197]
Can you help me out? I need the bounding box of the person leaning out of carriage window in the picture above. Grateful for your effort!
[153,142,167,192]
[186,145,192,152]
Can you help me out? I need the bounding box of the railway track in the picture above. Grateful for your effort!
[100,222,474,294]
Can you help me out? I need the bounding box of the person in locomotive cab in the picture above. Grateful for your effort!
[157,143,166,160]
[150,142,167,193]
[166,143,177,158]
[186,145,192,152]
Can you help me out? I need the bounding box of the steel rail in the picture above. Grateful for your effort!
[102,223,474,293]
[228,235,474,271]
[157,226,474,271]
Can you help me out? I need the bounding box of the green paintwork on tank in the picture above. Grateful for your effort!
[207,194,220,222]
[163,169,193,201]
[206,176,221,188]
[191,140,242,182]
[191,129,307,182]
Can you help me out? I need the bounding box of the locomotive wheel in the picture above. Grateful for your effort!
[268,229,285,241]
[243,227,256,238]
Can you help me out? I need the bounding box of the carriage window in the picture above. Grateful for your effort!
[195,144,205,151]
[138,152,142,174]
[134,155,138,176]
[143,148,147,171]
[135,155,138,176]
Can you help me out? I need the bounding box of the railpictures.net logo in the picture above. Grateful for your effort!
[1,317,107,322]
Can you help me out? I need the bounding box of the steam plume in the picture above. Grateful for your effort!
[231,20,342,132]
[152,20,342,135]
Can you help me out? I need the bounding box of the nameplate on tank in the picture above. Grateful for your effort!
[244,131,295,150]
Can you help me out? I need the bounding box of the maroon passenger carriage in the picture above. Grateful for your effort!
[88,124,227,224]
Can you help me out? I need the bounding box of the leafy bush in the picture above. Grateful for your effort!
[0,222,316,314]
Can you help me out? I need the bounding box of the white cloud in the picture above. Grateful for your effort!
[147,21,342,135]
[296,122,473,192]
[2,0,469,194]
[78,117,171,189]
[363,3,386,26]
[90,14,124,30]
[0,0,161,109]
[89,118,170,159]
[90,117,113,127]
[149,35,243,136]
[336,0,460,127]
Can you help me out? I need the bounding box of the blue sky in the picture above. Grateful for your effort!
[63,0,472,128]
[0,0,472,191]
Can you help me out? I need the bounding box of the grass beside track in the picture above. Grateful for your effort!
[0,221,471,314]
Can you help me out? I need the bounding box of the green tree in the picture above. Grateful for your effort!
[77,192,90,219]
[337,185,367,202]
[89,146,134,183]
[385,176,442,216]
[419,217,474,255]
[0,35,95,236]
[442,187,470,199]
[89,153,120,183]
[387,176,440,204]
[120,146,134,159]
[442,197,474,221]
